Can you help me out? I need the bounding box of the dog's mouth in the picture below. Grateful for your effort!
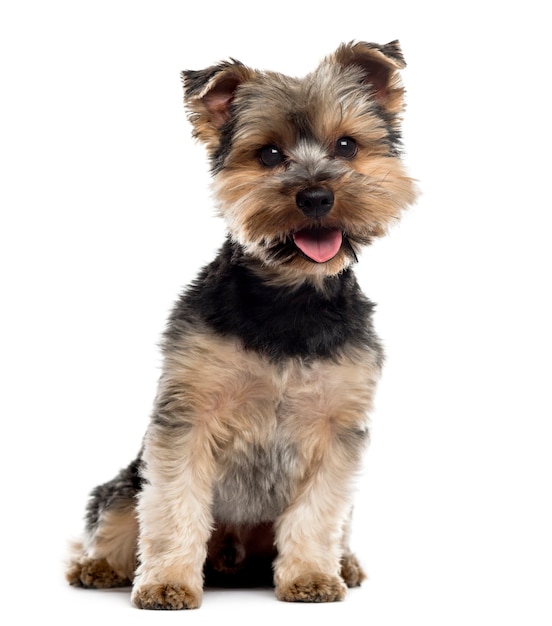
[292,228,343,263]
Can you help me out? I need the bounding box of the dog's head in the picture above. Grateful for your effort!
[182,41,417,281]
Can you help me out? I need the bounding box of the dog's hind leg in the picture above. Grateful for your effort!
[66,456,142,588]
[339,506,366,588]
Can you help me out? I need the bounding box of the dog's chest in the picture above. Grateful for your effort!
[164,330,379,524]
[206,347,378,524]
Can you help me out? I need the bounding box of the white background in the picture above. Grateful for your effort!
[1,1,551,624]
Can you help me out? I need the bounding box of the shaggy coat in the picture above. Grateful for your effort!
[67,40,417,608]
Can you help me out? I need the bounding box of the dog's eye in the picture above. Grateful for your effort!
[259,145,285,167]
[335,137,358,159]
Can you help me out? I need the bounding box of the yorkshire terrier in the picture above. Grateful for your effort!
[66,40,417,608]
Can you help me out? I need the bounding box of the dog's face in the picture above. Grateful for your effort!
[183,41,417,281]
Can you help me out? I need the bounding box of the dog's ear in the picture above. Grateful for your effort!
[182,61,254,147]
[332,40,406,113]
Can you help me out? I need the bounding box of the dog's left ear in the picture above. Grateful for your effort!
[333,40,406,113]
[182,60,254,148]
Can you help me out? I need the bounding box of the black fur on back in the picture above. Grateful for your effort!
[85,456,144,533]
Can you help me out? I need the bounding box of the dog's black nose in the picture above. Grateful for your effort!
[296,187,334,219]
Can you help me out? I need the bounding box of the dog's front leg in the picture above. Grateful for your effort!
[131,422,216,610]
[273,433,361,603]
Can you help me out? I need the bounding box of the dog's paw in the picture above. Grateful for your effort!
[340,552,366,587]
[132,583,201,610]
[66,557,131,589]
[275,573,347,603]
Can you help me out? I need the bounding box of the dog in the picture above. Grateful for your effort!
[66,40,417,608]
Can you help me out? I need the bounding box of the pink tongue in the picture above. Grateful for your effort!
[293,229,343,263]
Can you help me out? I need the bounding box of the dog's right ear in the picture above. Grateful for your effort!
[182,61,254,148]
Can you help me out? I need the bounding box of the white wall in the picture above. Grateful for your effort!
[1,2,550,623]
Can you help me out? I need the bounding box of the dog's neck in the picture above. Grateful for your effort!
[227,237,353,297]
[166,238,380,362]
